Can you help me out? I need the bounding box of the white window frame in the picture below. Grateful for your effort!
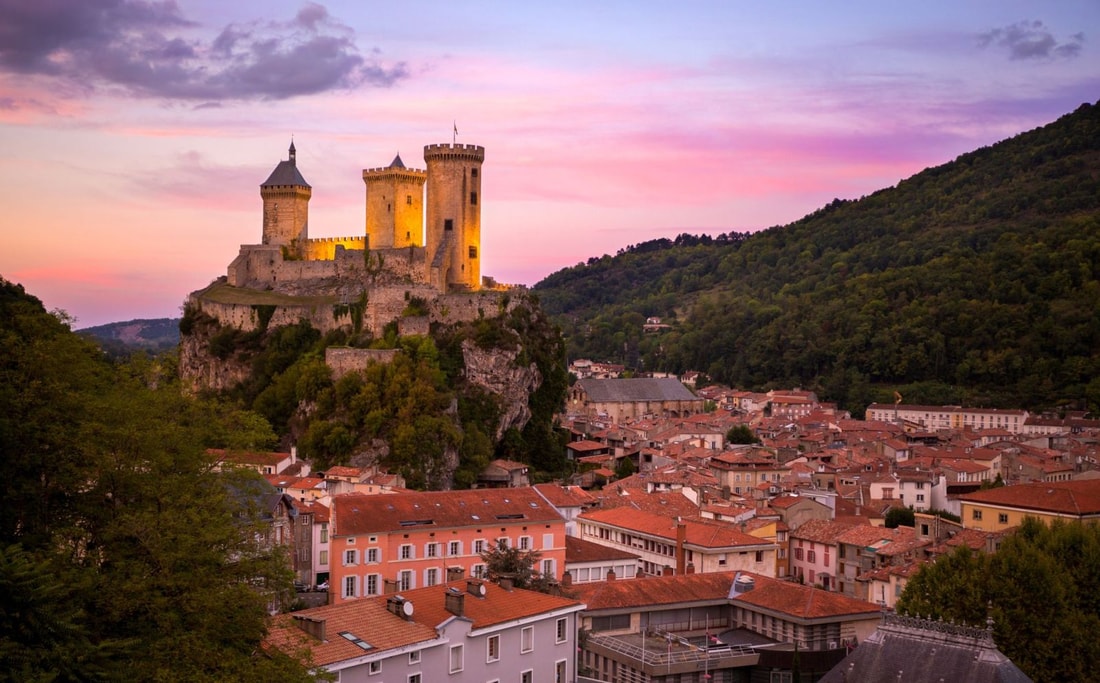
[555,659,568,683]
[343,575,356,599]
[449,540,461,556]
[521,626,534,653]
[449,644,463,674]
[367,547,379,563]
[408,674,421,683]
[474,539,486,554]
[399,570,414,591]
[400,544,414,560]
[344,549,357,566]
[487,634,500,663]
[426,567,439,587]
[408,650,421,664]
[426,542,439,558]
[521,670,533,683]
[519,535,531,550]
[368,660,381,675]
[556,617,568,643]
[366,573,380,596]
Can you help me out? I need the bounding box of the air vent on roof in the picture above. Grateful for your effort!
[471,514,480,520]
[338,631,372,650]
[529,502,538,507]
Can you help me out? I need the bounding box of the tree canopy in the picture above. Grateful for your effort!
[896,518,1100,683]
[0,278,316,682]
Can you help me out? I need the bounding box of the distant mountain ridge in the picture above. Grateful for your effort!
[533,101,1100,415]
[79,318,180,355]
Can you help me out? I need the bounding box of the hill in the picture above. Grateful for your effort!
[534,101,1100,415]
[78,317,180,356]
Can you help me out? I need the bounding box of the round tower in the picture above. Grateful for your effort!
[423,143,484,291]
[362,154,427,249]
[260,141,311,255]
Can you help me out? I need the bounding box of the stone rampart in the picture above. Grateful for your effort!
[304,236,367,260]
[325,347,400,379]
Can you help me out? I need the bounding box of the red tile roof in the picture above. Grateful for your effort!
[580,506,769,549]
[566,535,640,563]
[958,479,1100,515]
[534,483,597,508]
[333,487,564,536]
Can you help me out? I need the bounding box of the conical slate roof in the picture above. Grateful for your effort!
[261,142,311,188]
[389,153,406,169]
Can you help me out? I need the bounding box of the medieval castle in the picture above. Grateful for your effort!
[230,140,488,293]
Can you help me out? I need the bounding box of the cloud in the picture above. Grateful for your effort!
[0,0,408,101]
[977,20,1085,60]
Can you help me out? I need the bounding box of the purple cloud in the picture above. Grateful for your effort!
[0,0,408,101]
[978,20,1085,60]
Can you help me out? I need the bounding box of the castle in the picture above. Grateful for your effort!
[184,140,517,355]
[228,140,487,293]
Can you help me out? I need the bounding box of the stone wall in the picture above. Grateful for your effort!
[325,347,400,379]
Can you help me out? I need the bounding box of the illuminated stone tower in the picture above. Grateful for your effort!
[424,143,484,291]
[260,141,311,255]
[362,154,427,249]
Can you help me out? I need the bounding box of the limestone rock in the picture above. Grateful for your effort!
[461,338,542,441]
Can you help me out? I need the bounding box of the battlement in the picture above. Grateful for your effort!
[306,236,365,245]
[423,143,485,161]
[362,167,426,178]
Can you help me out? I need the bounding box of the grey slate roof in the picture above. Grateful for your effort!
[261,143,311,188]
[578,377,699,403]
[819,613,1033,683]
[389,153,406,169]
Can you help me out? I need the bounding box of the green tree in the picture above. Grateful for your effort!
[479,539,543,590]
[725,424,759,445]
[884,506,915,528]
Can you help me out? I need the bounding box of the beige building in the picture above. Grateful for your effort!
[569,377,705,423]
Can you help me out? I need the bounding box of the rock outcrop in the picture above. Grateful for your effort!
[461,338,542,441]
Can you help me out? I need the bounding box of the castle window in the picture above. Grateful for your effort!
[469,246,478,259]
[470,192,477,205]
[444,219,454,231]
[406,194,412,205]
[387,203,391,212]
[471,168,478,178]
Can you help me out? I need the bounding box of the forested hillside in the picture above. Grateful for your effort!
[534,101,1100,415]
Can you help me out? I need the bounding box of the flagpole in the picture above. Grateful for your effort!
[453,121,457,145]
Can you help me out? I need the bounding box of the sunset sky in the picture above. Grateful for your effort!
[1,1,1097,327]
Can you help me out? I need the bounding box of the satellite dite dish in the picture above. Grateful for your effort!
[472,582,486,596]
[402,599,414,617]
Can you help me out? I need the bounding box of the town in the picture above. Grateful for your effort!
[250,366,1097,681]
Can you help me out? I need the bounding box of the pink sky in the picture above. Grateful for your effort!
[1,1,1097,326]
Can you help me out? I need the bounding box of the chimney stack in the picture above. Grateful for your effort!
[444,587,465,617]
[675,519,687,574]
[386,595,414,620]
[293,615,325,641]
[447,566,465,582]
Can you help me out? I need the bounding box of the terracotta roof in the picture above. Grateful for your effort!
[579,507,770,549]
[732,574,881,621]
[572,571,740,611]
[403,578,582,631]
[209,448,289,467]
[333,488,563,536]
[566,535,640,563]
[791,519,859,544]
[534,483,596,508]
[958,479,1100,515]
[324,466,363,478]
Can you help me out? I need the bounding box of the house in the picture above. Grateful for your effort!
[533,483,597,536]
[289,498,331,589]
[789,519,857,591]
[268,577,584,683]
[209,447,301,475]
[958,479,1100,531]
[330,487,567,605]
[563,535,639,584]
[577,506,777,577]
[568,377,705,423]
[835,525,929,601]
[572,571,881,683]
[475,459,530,488]
[819,612,1032,682]
[766,493,833,531]
[709,448,788,497]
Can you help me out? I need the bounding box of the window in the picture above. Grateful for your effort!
[487,634,500,662]
[496,537,510,549]
[367,574,379,595]
[344,549,357,566]
[521,670,533,683]
[756,550,765,563]
[368,660,381,675]
[407,194,413,205]
[998,513,1009,524]
[807,550,816,563]
[471,168,478,178]
[556,617,568,643]
[794,548,803,561]
[449,644,463,673]
[521,626,534,653]
[400,544,413,560]
[469,246,478,258]
[973,510,983,521]
[543,533,555,549]
[543,559,554,577]
[320,523,328,543]
[408,674,421,683]
[555,660,567,683]
[444,218,454,231]
[473,563,487,578]
[399,570,413,591]
[517,535,531,550]
[470,191,478,205]
[449,540,461,556]
[367,547,379,563]
[343,575,356,599]
[319,550,328,566]
[408,650,421,664]
[474,539,486,554]
[426,542,439,558]
[426,568,439,586]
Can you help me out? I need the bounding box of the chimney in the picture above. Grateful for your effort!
[675,519,687,574]
[293,615,325,641]
[384,578,399,595]
[562,572,573,588]
[466,579,487,597]
[386,595,414,620]
[499,576,514,591]
[447,566,465,582]
[444,587,465,617]
[606,569,616,582]
[663,565,673,577]
[686,562,695,575]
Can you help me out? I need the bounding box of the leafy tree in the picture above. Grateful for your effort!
[479,539,543,590]
[884,506,915,528]
[897,518,1100,682]
[615,456,636,479]
[725,424,759,445]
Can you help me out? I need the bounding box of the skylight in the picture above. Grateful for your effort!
[338,631,372,650]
